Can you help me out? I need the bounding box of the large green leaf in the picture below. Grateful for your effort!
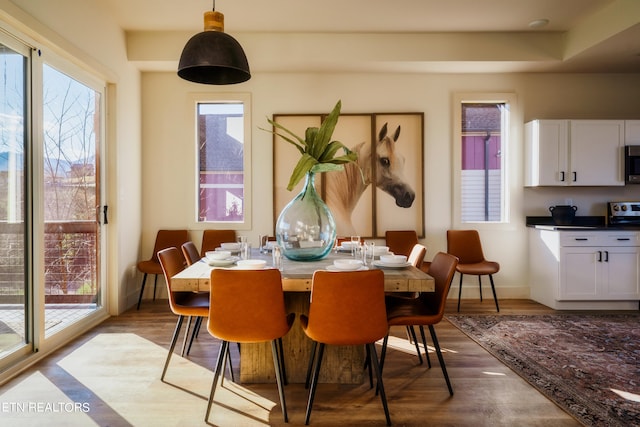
[311,100,341,159]
[287,153,318,190]
[263,100,361,191]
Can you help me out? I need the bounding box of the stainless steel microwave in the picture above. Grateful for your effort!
[625,146,640,184]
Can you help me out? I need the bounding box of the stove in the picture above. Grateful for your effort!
[608,201,640,227]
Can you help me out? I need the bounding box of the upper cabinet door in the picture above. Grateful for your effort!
[525,119,569,186]
[525,119,624,187]
[569,120,624,186]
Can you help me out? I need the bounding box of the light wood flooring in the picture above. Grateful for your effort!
[0,299,583,426]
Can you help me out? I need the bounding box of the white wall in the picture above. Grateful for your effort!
[141,71,640,301]
[3,0,142,314]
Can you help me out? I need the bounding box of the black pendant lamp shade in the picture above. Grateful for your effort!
[178,9,250,85]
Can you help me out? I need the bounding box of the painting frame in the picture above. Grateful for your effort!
[272,112,424,239]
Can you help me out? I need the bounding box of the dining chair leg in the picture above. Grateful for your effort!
[407,326,423,364]
[304,342,325,425]
[478,276,484,302]
[271,340,289,422]
[364,344,373,389]
[457,273,464,312]
[224,343,235,383]
[418,325,432,368]
[277,337,288,386]
[368,342,392,426]
[186,316,201,356]
[136,273,148,310]
[152,274,159,301]
[428,325,453,396]
[379,334,389,373]
[489,274,500,312]
[161,315,184,381]
[180,316,194,357]
[206,340,229,422]
[305,341,318,389]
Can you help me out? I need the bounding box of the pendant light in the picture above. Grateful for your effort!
[178,1,251,85]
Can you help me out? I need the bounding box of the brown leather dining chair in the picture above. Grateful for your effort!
[136,229,189,309]
[300,269,391,426]
[386,229,430,272]
[157,247,209,382]
[381,252,459,396]
[181,241,201,266]
[180,241,208,356]
[385,230,419,257]
[206,268,294,424]
[403,243,428,364]
[200,229,237,256]
[447,229,500,312]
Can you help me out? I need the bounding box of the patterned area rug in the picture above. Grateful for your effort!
[446,313,640,427]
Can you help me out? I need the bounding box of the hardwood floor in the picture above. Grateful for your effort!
[0,299,582,426]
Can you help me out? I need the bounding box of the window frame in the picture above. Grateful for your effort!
[187,92,252,231]
[452,92,518,230]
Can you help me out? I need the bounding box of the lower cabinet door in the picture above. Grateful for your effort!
[559,247,599,300]
[603,246,640,299]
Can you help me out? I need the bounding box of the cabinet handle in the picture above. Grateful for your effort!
[617,238,630,241]
[597,251,602,262]
[572,171,577,182]
[560,171,565,182]
[574,238,589,241]
[604,251,609,262]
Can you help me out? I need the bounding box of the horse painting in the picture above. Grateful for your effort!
[324,122,416,236]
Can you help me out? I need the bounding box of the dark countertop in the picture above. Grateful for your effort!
[526,216,640,231]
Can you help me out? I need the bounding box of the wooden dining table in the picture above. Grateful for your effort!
[171,249,434,384]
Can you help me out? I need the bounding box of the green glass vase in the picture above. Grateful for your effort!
[275,172,336,261]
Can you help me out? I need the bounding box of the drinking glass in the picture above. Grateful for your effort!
[258,234,266,254]
[241,243,252,260]
[350,235,361,257]
[272,244,283,271]
[364,241,375,265]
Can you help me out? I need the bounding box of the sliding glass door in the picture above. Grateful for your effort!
[0,27,106,372]
[41,63,103,338]
[0,37,29,363]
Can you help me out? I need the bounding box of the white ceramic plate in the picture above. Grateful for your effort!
[206,256,239,266]
[231,265,270,270]
[215,247,240,255]
[372,260,411,269]
[326,265,369,272]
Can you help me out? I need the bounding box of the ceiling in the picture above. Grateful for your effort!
[106,0,640,73]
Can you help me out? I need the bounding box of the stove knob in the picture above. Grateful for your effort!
[613,204,620,211]
[622,205,628,211]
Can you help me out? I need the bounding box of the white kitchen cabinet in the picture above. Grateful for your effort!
[529,228,640,310]
[525,119,624,186]
[560,246,640,300]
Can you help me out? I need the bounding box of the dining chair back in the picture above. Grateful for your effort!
[206,268,294,423]
[300,269,391,425]
[385,230,419,257]
[382,252,459,395]
[200,229,237,256]
[181,241,201,266]
[446,229,500,312]
[136,229,189,309]
[408,243,427,269]
[157,247,209,381]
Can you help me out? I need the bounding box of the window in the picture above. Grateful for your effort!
[193,94,251,227]
[454,93,515,225]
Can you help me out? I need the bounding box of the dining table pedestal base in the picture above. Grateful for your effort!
[239,293,365,384]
